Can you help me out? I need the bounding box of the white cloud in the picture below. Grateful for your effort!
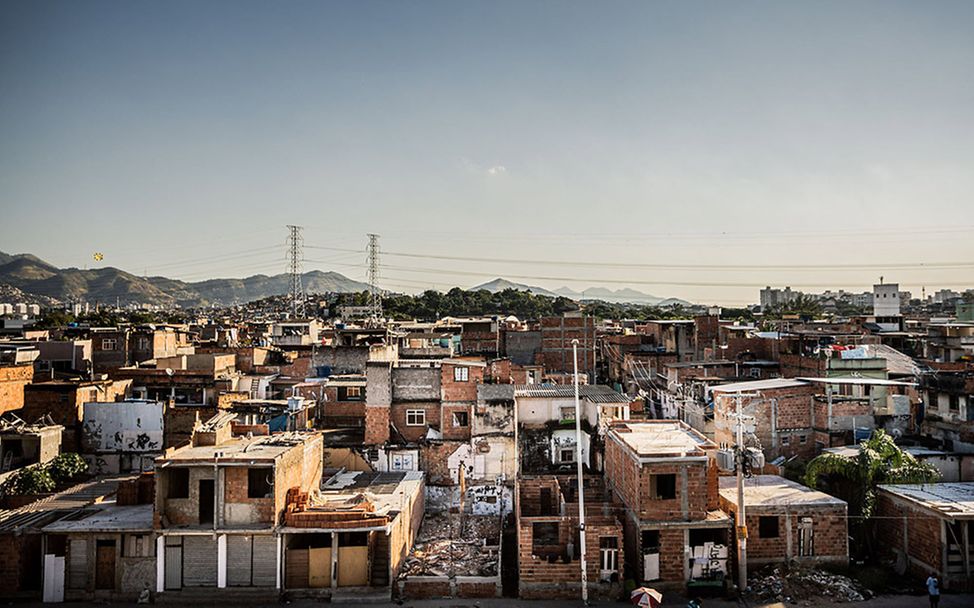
[486,165,507,176]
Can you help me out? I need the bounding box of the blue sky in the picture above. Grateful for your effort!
[1,1,972,304]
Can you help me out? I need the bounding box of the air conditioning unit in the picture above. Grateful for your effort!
[716,449,736,472]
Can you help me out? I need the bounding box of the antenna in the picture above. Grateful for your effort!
[286,225,305,317]
[366,233,382,326]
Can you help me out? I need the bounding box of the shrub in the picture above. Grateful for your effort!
[48,453,88,482]
[4,466,55,495]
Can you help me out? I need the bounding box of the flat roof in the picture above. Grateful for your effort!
[157,432,316,464]
[609,421,713,458]
[711,378,808,393]
[318,470,424,515]
[878,483,974,519]
[719,475,846,508]
[42,503,152,533]
[797,376,915,387]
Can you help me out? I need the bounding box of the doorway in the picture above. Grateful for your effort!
[95,540,116,590]
[199,479,215,524]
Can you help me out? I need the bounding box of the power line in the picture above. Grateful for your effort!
[377,263,971,289]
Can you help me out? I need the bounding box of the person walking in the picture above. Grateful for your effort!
[926,572,940,608]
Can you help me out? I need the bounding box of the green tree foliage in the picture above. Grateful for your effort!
[805,430,939,517]
[804,430,940,560]
[48,453,88,482]
[3,466,56,496]
[335,287,696,322]
[761,293,823,321]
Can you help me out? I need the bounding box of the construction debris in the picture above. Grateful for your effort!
[399,513,501,578]
[749,565,872,603]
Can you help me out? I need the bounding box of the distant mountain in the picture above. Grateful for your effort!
[0,251,371,308]
[471,278,561,298]
[554,285,690,306]
[477,278,692,306]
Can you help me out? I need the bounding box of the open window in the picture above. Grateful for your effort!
[759,516,780,538]
[247,467,273,498]
[650,474,676,500]
[168,467,190,499]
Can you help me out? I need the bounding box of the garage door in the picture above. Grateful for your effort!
[227,535,253,587]
[182,536,217,587]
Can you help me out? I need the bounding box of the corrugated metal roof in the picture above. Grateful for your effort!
[514,384,630,403]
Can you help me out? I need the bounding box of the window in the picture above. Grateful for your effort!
[168,468,190,498]
[781,435,790,446]
[560,448,576,463]
[453,366,469,382]
[247,468,273,498]
[949,395,960,412]
[101,338,117,351]
[799,435,807,445]
[346,386,362,399]
[649,474,676,500]
[532,522,560,549]
[560,407,576,422]
[391,453,415,471]
[136,337,150,350]
[406,409,426,426]
[452,411,469,427]
[759,516,780,538]
[798,517,814,556]
[600,537,619,573]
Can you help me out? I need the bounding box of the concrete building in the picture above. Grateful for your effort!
[81,399,164,475]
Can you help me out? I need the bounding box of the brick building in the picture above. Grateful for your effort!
[711,379,818,462]
[0,357,33,416]
[875,482,974,590]
[153,427,323,597]
[718,475,848,569]
[603,421,731,592]
[540,313,597,379]
[516,475,624,599]
[22,378,131,452]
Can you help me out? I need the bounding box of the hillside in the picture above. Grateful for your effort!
[0,251,371,307]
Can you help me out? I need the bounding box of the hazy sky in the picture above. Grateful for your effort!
[1,0,972,305]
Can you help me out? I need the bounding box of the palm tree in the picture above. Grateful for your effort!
[804,430,940,559]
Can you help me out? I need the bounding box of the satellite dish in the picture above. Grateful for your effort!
[165,368,174,377]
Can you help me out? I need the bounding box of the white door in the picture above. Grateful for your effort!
[42,554,65,603]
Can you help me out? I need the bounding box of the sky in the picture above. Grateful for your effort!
[1,0,973,306]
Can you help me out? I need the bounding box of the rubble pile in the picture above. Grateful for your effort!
[399,513,500,578]
[749,566,872,603]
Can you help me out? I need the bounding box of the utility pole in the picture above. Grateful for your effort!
[572,339,589,604]
[728,391,759,593]
[285,225,305,317]
[366,233,382,327]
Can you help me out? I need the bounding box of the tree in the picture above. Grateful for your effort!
[804,430,940,559]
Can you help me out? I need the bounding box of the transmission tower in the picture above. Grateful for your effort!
[366,233,382,325]
[285,225,305,317]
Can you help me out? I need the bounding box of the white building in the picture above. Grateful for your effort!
[873,283,901,317]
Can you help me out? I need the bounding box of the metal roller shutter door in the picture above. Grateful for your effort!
[227,535,253,586]
[182,536,218,587]
[252,535,278,587]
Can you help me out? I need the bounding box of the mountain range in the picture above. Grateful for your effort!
[472,278,692,307]
[0,253,692,309]
[0,252,371,308]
